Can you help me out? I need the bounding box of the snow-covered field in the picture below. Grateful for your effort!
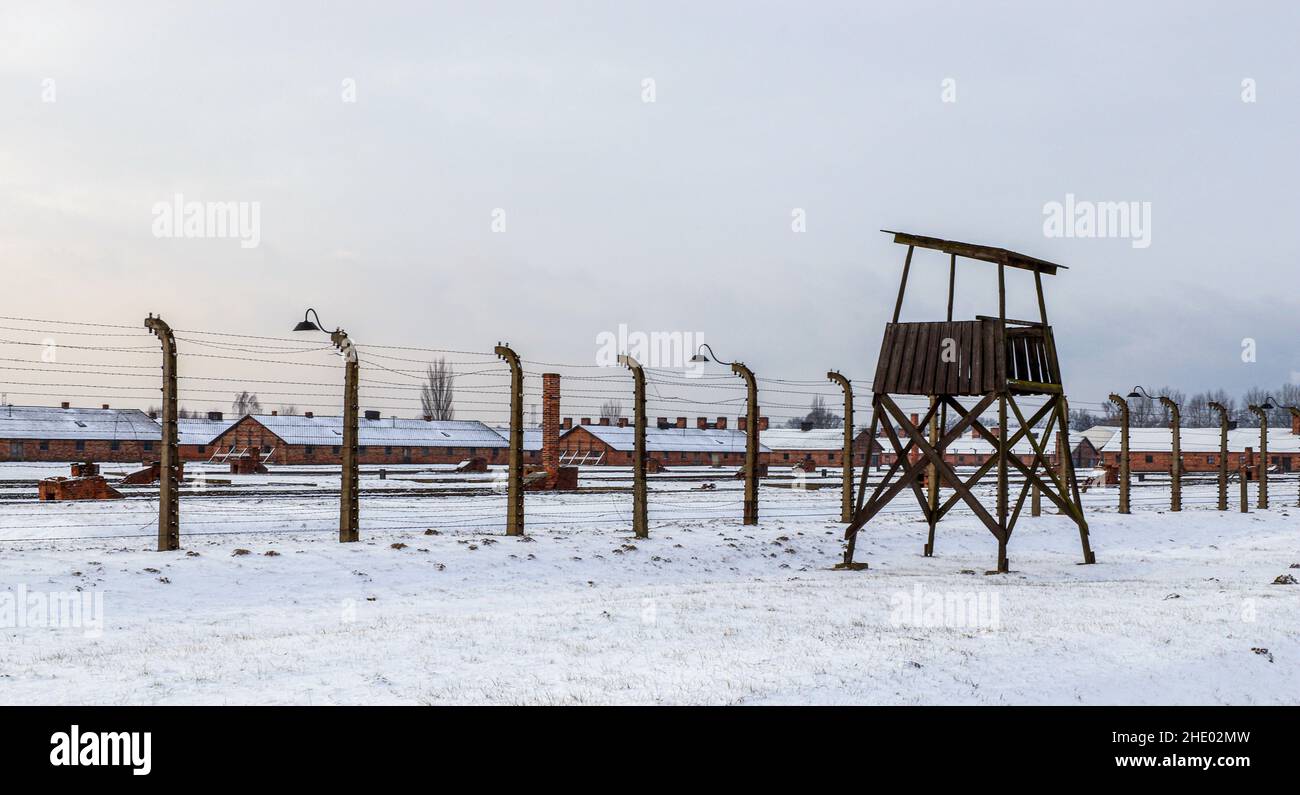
[0,463,1297,705]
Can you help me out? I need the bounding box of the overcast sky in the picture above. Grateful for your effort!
[2,0,1298,418]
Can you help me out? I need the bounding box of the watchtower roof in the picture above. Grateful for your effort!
[882,230,1067,275]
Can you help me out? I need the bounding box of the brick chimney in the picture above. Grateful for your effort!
[304,411,313,418]
[541,373,560,476]
[1293,412,1300,436]
[101,404,110,410]
[561,417,572,430]
[656,417,668,428]
[908,420,922,465]
[759,416,769,431]
[737,417,747,431]
[598,417,610,426]
[676,417,687,429]
[271,410,278,416]
[61,402,70,409]
[696,417,709,430]
[716,417,727,429]
[616,417,628,427]
[580,417,592,426]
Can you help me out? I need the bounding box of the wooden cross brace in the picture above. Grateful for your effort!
[842,391,1094,569]
[845,392,996,539]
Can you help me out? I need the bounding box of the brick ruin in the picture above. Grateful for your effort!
[524,372,578,490]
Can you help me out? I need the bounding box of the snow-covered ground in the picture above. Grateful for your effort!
[0,462,1296,705]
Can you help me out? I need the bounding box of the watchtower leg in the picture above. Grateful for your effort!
[996,392,1009,572]
[924,396,939,556]
[1056,395,1096,564]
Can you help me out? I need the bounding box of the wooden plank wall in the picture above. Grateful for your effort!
[873,320,1059,396]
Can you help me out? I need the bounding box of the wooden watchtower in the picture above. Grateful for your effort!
[843,231,1096,573]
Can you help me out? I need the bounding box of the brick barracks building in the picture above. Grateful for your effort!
[1092,417,1300,473]
[759,427,877,468]
[14,393,1293,477]
[866,419,1098,470]
[557,415,770,467]
[490,428,542,464]
[0,403,162,462]
[208,411,509,465]
[178,414,239,460]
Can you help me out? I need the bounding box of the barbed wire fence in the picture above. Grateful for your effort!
[0,313,1296,550]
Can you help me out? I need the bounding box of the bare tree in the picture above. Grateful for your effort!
[1279,383,1300,409]
[1116,386,1184,428]
[420,358,455,420]
[1092,382,1300,430]
[786,395,843,429]
[1205,390,1236,424]
[600,399,623,422]
[277,404,299,416]
[1238,387,1272,427]
[232,391,262,416]
[1068,407,1097,431]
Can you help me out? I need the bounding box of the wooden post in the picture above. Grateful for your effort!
[947,253,957,320]
[1248,405,1269,510]
[997,394,1009,572]
[841,405,881,568]
[996,261,1008,572]
[1291,409,1300,508]
[332,330,360,542]
[1108,394,1130,514]
[1209,401,1229,510]
[925,396,939,551]
[1031,482,1041,516]
[1240,464,1249,513]
[1259,419,1268,510]
[144,315,180,551]
[827,371,854,524]
[891,245,914,323]
[495,344,524,536]
[1054,430,1066,514]
[1033,269,1049,326]
[621,355,648,538]
[1058,395,1095,564]
[1160,397,1181,512]
[734,362,759,525]
[934,255,954,551]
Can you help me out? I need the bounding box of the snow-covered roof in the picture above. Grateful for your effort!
[176,417,237,446]
[491,427,541,451]
[1260,430,1300,453]
[1093,425,1300,454]
[760,428,850,451]
[566,424,770,454]
[1080,426,1118,450]
[0,405,161,442]
[246,414,508,448]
